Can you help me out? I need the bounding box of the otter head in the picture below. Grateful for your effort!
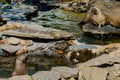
[90,7,100,15]
[16,53,29,63]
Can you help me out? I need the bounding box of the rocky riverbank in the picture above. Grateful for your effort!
[0,0,120,80]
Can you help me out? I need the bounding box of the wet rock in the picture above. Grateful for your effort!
[51,66,78,78]
[2,24,75,40]
[53,40,68,50]
[29,49,43,56]
[32,71,61,80]
[78,67,108,80]
[60,1,90,13]
[107,64,120,80]
[1,4,38,20]
[2,43,23,55]
[26,42,48,52]
[66,44,98,63]
[77,54,111,67]
[0,22,23,32]
[8,37,20,45]
[20,40,33,46]
[0,48,9,56]
[82,23,120,34]
[9,75,31,80]
[44,47,57,57]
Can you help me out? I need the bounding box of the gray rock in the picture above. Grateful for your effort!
[66,44,98,63]
[8,37,20,45]
[107,64,120,80]
[8,75,31,80]
[1,4,38,20]
[32,71,61,80]
[60,1,89,12]
[83,23,120,34]
[77,54,111,67]
[2,24,75,40]
[109,49,120,63]
[51,66,78,78]
[0,48,9,56]
[78,67,108,80]
[29,49,43,56]
[1,43,23,55]
[0,78,8,80]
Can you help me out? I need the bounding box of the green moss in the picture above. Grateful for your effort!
[0,0,8,4]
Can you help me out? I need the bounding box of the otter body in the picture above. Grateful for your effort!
[80,6,106,28]
[11,54,28,76]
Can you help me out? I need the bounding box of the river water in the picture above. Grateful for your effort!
[0,8,120,78]
[32,9,120,45]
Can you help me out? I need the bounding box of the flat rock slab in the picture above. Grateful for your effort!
[51,66,78,78]
[8,75,31,80]
[83,23,120,34]
[1,24,75,40]
[77,54,111,67]
[32,71,61,80]
[78,67,108,80]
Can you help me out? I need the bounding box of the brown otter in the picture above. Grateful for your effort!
[79,6,107,28]
[11,53,29,76]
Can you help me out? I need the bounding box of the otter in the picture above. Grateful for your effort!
[79,6,107,28]
[11,53,29,76]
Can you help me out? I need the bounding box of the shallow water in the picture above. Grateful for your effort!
[0,56,70,78]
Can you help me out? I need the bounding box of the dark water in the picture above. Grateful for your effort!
[0,56,70,78]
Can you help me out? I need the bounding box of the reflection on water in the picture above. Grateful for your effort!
[0,56,70,78]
